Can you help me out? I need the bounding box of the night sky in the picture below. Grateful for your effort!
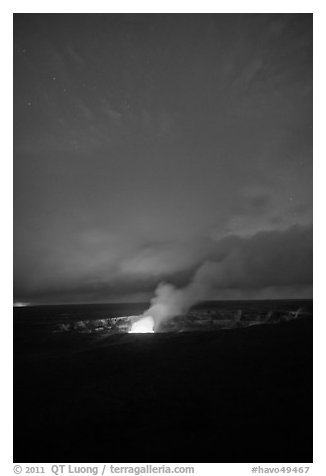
[13,14,313,305]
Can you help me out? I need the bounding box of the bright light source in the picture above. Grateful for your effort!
[129,316,155,333]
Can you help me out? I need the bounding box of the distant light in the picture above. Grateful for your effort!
[14,302,29,307]
[129,316,155,333]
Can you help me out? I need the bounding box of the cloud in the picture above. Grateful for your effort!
[142,224,312,327]
[13,15,312,305]
[202,224,312,290]
[118,239,211,278]
[14,224,312,305]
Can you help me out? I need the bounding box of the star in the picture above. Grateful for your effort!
[27,101,32,107]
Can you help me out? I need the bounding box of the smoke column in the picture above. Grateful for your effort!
[143,261,219,330]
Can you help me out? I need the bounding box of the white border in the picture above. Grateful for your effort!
[3,3,324,475]
[2,1,318,14]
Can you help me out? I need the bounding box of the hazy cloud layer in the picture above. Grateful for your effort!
[14,224,312,304]
[14,14,312,304]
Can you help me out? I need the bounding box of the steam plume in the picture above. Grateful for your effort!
[142,225,313,330]
[143,265,213,330]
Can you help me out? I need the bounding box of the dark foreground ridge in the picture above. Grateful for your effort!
[14,317,312,462]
